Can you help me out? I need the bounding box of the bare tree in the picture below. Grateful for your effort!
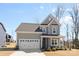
[69,4,79,48]
[55,6,65,20]
[66,24,72,50]
[66,24,69,49]
[66,24,69,42]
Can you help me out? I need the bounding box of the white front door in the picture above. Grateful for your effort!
[19,39,40,49]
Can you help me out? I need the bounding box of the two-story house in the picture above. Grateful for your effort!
[16,14,64,51]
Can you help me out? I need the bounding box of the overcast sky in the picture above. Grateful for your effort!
[0,3,77,40]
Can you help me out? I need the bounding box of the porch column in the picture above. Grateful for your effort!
[50,38,52,47]
[57,39,59,47]
[40,37,43,49]
[58,38,63,48]
[61,37,64,47]
[58,39,60,48]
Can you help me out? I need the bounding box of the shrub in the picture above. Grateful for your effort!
[56,48,62,50]
[14,46,19,50]
[52,48,56,51]
[47,47,51,51]
[63,47,67,50]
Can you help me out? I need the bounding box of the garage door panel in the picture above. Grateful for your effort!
[19,39,40,49]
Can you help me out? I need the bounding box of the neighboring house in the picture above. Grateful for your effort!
[16,14,64,50]
[0,22,6,48]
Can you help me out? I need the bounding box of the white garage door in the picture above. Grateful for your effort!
[19,39,40,49]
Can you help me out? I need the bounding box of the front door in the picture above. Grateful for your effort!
[42,38,48,50]
[42,38,46,49]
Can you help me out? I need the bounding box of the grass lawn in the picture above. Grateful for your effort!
[6,42,16,48]
[0,51,14,56]
[44,49,79,56]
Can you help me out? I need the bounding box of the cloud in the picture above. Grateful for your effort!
[66,9,72,12]
[40,6,44,9]
[52,9,55,12]
[60,16,72,25]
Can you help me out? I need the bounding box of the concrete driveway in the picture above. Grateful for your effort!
[10,51,45,56]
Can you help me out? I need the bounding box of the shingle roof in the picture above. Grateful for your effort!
[41,14,55,25]
[16,14,60,32]
[0,22,6,32]
[16,23,42,32]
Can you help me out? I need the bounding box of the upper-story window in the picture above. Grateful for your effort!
[46,27,48,33]
[42,27,48,34]
[53,28,56,33]
[40,27,42,30]
[42,28,46,32]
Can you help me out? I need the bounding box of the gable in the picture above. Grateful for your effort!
[41,14,54,25]
[51,19,59,25]
[47,15,60,26]
[41,14,60,25]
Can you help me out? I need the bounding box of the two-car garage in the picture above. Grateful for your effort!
[19,39,40,50]
[17,33,41,50]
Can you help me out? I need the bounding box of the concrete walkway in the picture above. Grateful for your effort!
[10,51,45,56]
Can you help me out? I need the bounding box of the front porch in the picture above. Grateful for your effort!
[40,35,64,50]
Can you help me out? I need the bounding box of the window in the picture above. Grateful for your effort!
[27,40,29,42]
[46,27,48,33]
[23,40,24,42]
[52,28,56,34]
[53,28,56,33]
[55,40,57,45]
[52,40,54,45]
[34,40,38,42]
[42,28,46,32]
[52,39,57,45]
[53,31,56,33]
[30,40,31,42]
[20,40,22,42]
[37,40,38,42]
[35,40,37,42]
[36,40,38,42]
